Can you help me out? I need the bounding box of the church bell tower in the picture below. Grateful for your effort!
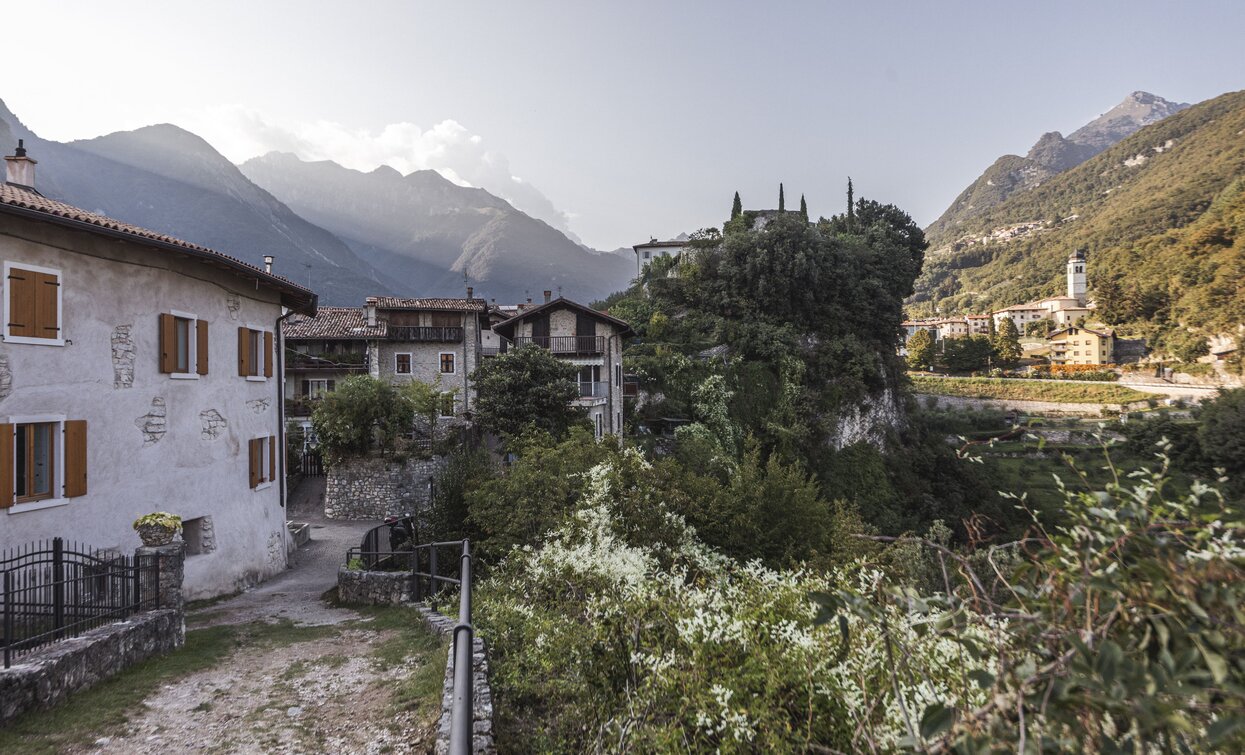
[1067,248,1087,304]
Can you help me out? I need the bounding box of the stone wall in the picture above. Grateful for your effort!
[415,605,496,754]
[324,455,448,520]
[337,567,411,605]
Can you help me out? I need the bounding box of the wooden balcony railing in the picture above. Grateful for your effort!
[388,326,463,343]
[514,335,605,354]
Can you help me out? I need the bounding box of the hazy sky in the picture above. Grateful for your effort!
[3,1,1244,250]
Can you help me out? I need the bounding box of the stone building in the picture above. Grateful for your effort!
[1048,325,1115,365]
[491,295,634,439]
[0,142,317,599]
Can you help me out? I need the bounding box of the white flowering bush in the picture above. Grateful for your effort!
[475,451,996,752]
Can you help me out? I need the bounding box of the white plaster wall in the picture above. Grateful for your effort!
[0,216,288,600]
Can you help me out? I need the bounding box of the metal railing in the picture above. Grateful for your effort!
[513,335,605,354]
[388,326,464,343]
[1,538,160,668]
[576,381,609,398]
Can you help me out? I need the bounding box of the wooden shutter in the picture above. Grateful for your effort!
[158,313,177,373]
[196,320,210,375]
[268,436,276,484]
[327,379,336,392]
[6,268,36,337]
[248,438,260,488]
[35,272,59,338]
[263,331,274,378]
[63,420,87,498]
[0,423,13,508]
[301,379,310,398]
[238,327,250,376]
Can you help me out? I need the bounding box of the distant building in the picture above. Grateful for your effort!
[491,296,634,439]
[1048,325,1115,365]
[992,248,1094,331]
[632,236,690,277]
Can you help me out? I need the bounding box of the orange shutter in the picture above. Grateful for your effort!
[0,423,13,508]
[238,327,250,376]
[268,436,276,483]
[63,420,87,498]
[6,268,36,337]
[248,438,260,488]
[158,313,177,373]
[263,331,274,378]
[35,272,59,338]
[197,320,210,375]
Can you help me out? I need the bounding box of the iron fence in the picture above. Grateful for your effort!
[1,538,160,668]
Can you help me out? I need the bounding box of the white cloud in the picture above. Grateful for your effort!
[180,104,579,240]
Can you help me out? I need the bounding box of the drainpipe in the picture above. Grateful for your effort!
[275,308,298,511]
[606,333,622,444]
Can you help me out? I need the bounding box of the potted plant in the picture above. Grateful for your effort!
[133,512,182,546]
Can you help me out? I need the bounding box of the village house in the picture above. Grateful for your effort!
[632,236,690,277]
[1048,325,1115,366]
[992,248,1093,332]
[491,294,634,439]
[0,142,316,600]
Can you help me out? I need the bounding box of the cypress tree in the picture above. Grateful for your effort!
[799,194,808,222]
[846,177,855,229]
[778,183,785,212]
[731,191,742,220]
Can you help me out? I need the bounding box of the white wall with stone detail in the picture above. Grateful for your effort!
[0,214,289,600]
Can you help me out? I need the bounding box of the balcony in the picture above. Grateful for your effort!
[575,381,609,399]
[387,326,463,343]
[514,335,605,355]
[285,351,368,371]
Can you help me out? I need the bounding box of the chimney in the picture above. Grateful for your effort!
[263,255,274,274]
[543,290,552,304]
[365,296,378,327]
[5,139,36,189]
[466,286,474,299]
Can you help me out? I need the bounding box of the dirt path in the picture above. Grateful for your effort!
[72,480,443,755]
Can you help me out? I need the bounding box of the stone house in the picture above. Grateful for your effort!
[0,143,317,599]
[491,295,634,439]
[632,237,689,277]
[1048,325,1115,365]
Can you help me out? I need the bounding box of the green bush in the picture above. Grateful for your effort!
[310,375,414,462]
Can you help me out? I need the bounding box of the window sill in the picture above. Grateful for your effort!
[2,335,65,347]
[246,375,268,383]
[170,373,200,381]
[255,481,273,491]
[8,497,70,515]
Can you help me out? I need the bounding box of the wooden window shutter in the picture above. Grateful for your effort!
[158,313,177,373]
[238,327,250,376]
[0,423,13,508]
[248,438,260,488]
[7,268,36,337]
[264,331,274,378]
[327,379,336,392]
[196,320,210,375]
[35,272,59,337]
[269,436,276,484]
[63,420,87,498]
[301,379,310,398]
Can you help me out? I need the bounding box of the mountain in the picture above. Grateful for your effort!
[240,152,635,304]
[0,99,391,305]
[926,92,1189,245]
[910,90,1245,344]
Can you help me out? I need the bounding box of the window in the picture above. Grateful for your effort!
[160,312,208,377]
[439,352,456,374]
[395,353,412,374]
[237,327,273,380]
[181,516,216,556]
[615,364,622,387]
[643,251,651,260]
[1,417,87,509]
[3,262,63,346]
[248,436,276,489]
[594,413,603,438]
[439,392,455,418]
[302,379,334,399]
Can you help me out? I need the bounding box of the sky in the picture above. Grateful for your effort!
[3,0,1244,251]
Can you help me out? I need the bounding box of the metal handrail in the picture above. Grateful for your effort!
[448,540,474,755]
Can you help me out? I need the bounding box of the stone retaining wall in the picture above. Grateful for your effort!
[916,393,1148,417]
[324,455,448,519]
[336,567,412,606]
[0,608,184,724]
[415,604,496,755]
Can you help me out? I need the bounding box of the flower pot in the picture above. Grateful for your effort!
[136,524,176,547]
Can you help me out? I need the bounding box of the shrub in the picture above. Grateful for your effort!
[311,375,414,462]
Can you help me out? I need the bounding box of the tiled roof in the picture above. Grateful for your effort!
[0,183,316,314]
[371,297,487,312]
[993,302,1046,313]
[284,307,386,339]
[492,296,634,338]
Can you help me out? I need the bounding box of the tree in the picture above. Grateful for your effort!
[311,375,414,462]
[402,379,458,444]
[993,317,1022,366]
[940,335,994,372]
[906,329,935,370]
[469,345,583,439]
[1025,319,1053,337]
[1198,388,1245,485]
[846,177,855,229]
[799,194,808,222]
[778,183,785,212]
[731,191,742,220]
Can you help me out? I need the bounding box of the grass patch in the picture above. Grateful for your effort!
[911,375,1153,404]
[0,619,343,754]
[349,606,448,716]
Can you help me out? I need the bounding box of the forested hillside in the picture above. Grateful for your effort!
[912,90,1245,351]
